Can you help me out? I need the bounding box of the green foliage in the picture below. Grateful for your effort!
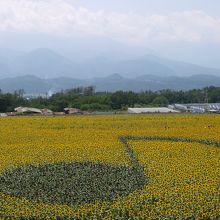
[0,161,147,206]
[80,103,109,111]
[0,135,148,206]
[110,91,138,109]
[0,86,220,112]
[152,96,169,107]
[0,93,26,112]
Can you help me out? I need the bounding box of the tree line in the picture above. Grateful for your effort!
[0,86,220,113]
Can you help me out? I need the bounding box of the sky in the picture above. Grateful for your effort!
[0,0,220,67]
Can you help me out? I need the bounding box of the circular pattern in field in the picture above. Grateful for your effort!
[0,161,147,206]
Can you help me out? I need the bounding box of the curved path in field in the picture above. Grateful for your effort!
[0,136,219,207]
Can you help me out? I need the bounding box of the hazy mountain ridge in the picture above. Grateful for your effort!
[10,48,78,78]
[1,74,220,94]
[1,48,220,79]
[1,48,220,93]
[0,75,50,93]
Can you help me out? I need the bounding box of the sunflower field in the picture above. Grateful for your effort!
[0,115,219,219]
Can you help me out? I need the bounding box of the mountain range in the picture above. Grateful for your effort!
[0,48,220,93]
[0,48,220,79]
[1,74,220,94]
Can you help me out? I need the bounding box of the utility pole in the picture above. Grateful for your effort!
[204,88,209,111]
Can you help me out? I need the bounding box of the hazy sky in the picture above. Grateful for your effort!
[0,0,220,67]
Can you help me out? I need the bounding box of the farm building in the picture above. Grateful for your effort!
[128,107,179,114]
[173,104,188,111]
[173,103,220,113]
[64,108,83,115]
[14,107,53,115]
[41,108,53,115]
[0,113,7,117]
[15,107,42,114]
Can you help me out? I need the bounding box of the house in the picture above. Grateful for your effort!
[64,108,83,115]
[15,107,42,114]
[41,108,53,115]
[6,112,17,116]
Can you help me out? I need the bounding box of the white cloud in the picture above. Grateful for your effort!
[0,0,220,45]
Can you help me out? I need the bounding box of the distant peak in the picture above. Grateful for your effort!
[107,73,123,79]
[24,48,73,63]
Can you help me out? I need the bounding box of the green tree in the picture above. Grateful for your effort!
[152,96,169,107]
